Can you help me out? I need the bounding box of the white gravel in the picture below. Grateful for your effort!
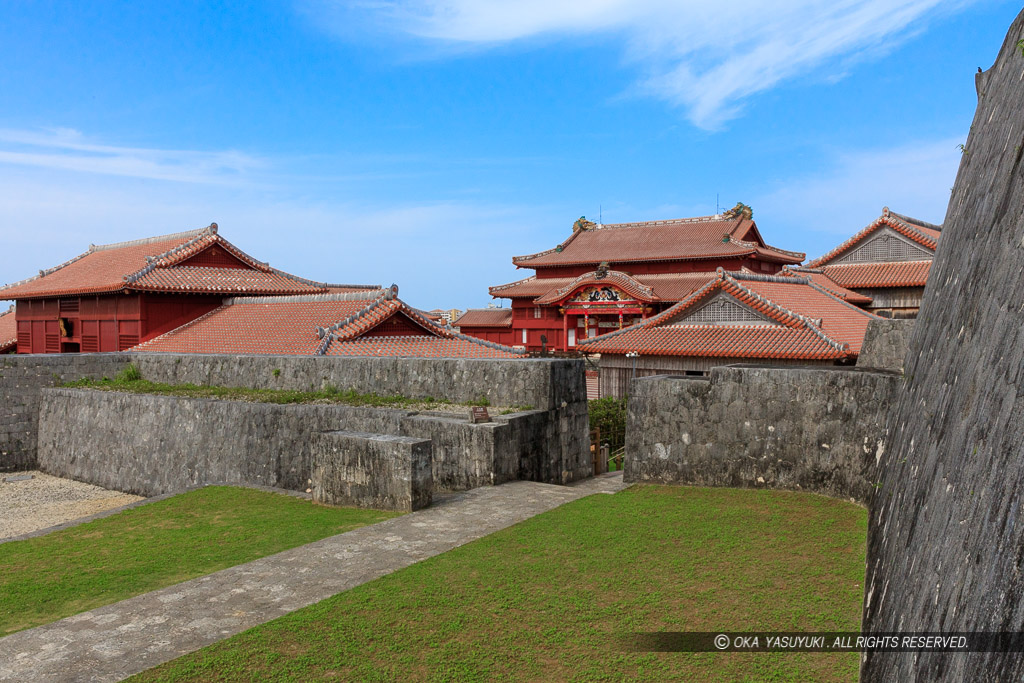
[0,471,143,541]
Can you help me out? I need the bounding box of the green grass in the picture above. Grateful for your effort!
[133,485,867,682]
[63,366,532,412]
[0,487,398,636]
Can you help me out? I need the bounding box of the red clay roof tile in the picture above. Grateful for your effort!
[491,271,719,303]
[807,207,939,268]
[512,215,804,268]
[0,306,16,353]
[454,309,514,328]
[820,260,932,289]
[134,290,527,358]
[0,225,333,300]
[578,270,877,360]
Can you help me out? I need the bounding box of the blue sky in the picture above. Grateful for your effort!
[0,1,1019,310]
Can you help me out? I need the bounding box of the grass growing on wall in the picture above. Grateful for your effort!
[134,486,867,683]
[64,370,533,412]
[0,487,399,636]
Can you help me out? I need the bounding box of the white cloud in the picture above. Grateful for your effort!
[0,128,266,185]
[325,0,972,128]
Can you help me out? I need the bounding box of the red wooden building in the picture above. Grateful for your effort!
[803,207,941,318]
[461,208,805,352]
[135,287,526,358]
[0,224,374,354]
[578,269,878,396]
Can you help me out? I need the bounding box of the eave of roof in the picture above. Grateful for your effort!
[577,269,873,359]
[821,260,932,289]
[807,207,940,268]
[510,215,804,268]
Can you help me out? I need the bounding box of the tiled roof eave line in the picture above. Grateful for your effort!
[225,290,386,306]
[489,275,537,294]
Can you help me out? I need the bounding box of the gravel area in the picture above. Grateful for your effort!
[0,472,143,541]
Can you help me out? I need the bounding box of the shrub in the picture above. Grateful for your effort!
[588,396,627,452]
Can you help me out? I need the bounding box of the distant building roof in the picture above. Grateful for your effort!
[134,288,526,359]
[454,308,514,328]
[512,214,804,269]
[807,207,940,269]
[0,224,375,300]
[0,305,15,353]
[491,271,720,304]
[578,270,877,360]
[777,266,874,305]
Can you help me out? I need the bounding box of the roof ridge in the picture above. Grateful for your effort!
[719,273,805,328]
[225,290,386,306]
[596,214,735,229]
[886,208,943,232]
[807,208,939,267]
[730,271,809,285]
[92,225,214,252]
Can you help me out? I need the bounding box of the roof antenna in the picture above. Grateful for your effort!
[716,193,719,216]
[599,204,602,224]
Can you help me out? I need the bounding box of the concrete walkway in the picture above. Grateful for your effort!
[0,474,627,682]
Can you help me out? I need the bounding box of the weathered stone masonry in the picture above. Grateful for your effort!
[37,389,556,497]
[625,364,899,504]
[4,353,591,497]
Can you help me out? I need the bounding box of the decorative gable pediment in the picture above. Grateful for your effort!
[834,227,933,264]
[667,293,778,326]
[569,285,629,303]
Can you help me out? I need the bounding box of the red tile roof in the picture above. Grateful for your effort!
[454,308,514,328]
[491,271,718,304]
[134,289,527,358]
[820,260,932,289]
[578,270,877,360]
[512,214,804,269]
[777,266,873,305]
[807,207,940,268]
[0,224,352,300]
[0,306,16,353]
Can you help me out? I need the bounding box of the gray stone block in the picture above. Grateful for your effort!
[311,431,432,511]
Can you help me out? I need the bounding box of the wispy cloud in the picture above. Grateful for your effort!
[321,0,972,128]
[0,128,266,185]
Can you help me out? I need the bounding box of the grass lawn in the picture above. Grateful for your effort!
[0,486,398,636]
[133,485,867,682]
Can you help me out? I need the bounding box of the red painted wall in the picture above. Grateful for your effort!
[16,293,224,354]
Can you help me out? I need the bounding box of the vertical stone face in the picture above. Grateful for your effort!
[624,367,897,502]
[856,319,914,373]
[311,431,432,512]
[863,11,1024,681]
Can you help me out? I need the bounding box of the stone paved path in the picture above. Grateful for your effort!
[0,474,626,682]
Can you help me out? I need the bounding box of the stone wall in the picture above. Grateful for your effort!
[625,365,900,503]
[36,389,568,497]
[2,353,589,483]
[856,318,913,373]
[862,10,1024,681]
[0,355,129,472]
[312,431,432,511]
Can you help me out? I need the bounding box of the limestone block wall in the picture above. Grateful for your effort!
[0,355,130,472]
[2,353,590,483]
[862,10,1024,681]
[36,389,565,497]
[625,365,900,503]
[856,318,913,373]
[312,431,432,511]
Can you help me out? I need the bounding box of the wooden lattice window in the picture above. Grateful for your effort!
[836,231,932,264]
[81,335,99,353]
[678,296,772,325]
[58,298,80,314]
[45,334,60,353]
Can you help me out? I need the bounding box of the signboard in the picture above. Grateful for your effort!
[469,406,491,424]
